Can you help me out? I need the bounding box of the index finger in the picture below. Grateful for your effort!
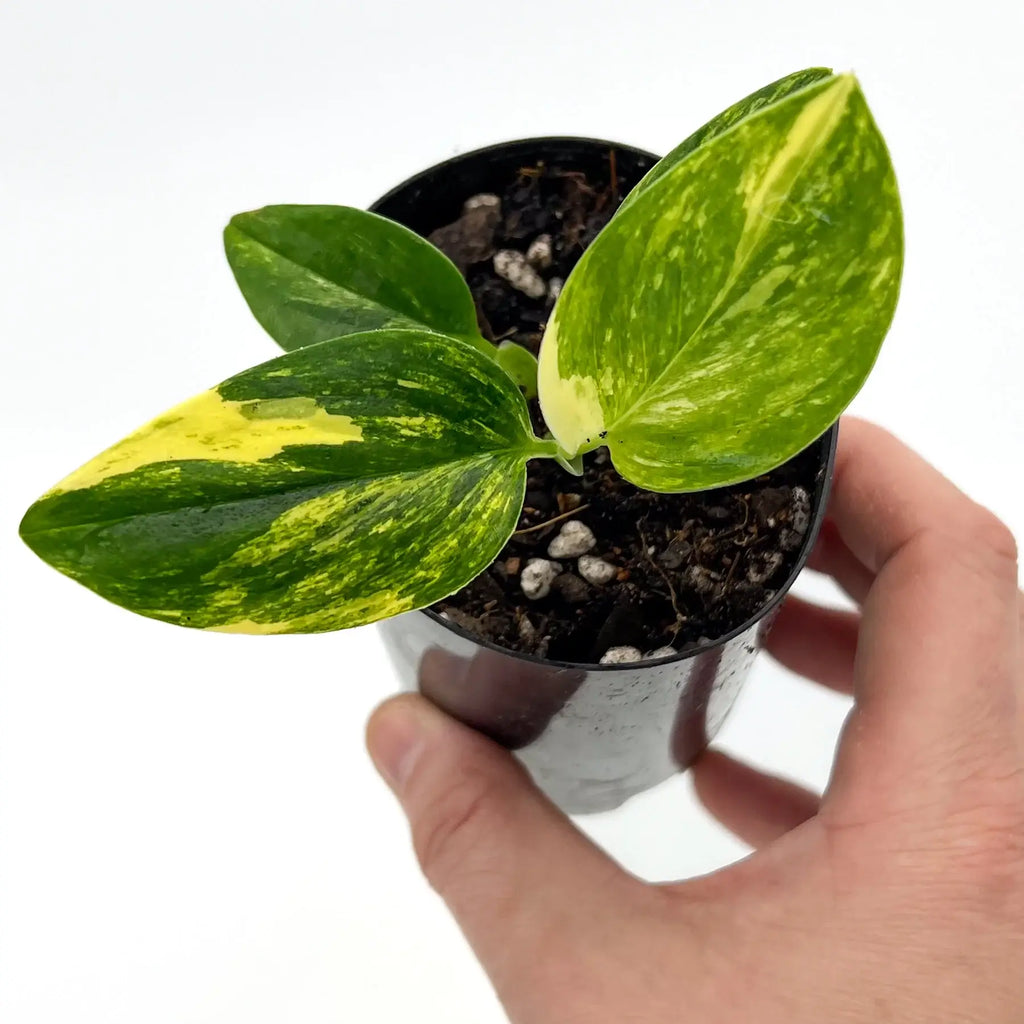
[826,418,1017,579]
[822,419,1020,812]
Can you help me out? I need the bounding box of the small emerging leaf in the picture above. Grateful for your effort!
[225,205,485,353]
[21,330,550,633]
[539,73,902,491]
[496,341,539,399]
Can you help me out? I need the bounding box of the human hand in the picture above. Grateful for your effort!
[366,418,1023,1023]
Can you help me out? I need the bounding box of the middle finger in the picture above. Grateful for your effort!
[805,519,874,605]
[765,595,860,693]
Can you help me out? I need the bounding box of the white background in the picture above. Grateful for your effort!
[1,0,1022,1020]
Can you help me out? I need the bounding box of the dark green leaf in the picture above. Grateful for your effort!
[225,205,487,353]
[21,330,553,633]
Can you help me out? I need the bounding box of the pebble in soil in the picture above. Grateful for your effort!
[424,157,824,665]
[437,446,818,665]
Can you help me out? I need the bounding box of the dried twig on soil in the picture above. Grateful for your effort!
[513,504,592,537]
[638,520,686,638]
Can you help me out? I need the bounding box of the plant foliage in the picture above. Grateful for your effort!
[21,69,903,633]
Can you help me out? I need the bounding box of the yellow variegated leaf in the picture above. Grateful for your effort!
[618,67,835,213]
[20,330,553,633]
[539,73,902,491]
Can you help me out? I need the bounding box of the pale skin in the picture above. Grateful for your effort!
[366,418,1024,1023]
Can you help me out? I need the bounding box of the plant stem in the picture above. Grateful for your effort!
[530,438,584,476]
[555,450,585,476]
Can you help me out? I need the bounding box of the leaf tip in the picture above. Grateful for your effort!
[17,494,65,577]
[17,500,41,546]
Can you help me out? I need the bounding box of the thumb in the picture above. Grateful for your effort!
[366,693,639,1009]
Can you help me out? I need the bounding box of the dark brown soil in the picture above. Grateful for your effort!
[424,154,823,665]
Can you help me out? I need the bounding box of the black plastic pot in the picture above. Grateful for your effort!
[372,138,839,815]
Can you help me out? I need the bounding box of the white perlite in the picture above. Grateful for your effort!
[599,646,643,665]
[791,486,811,535]
[746,550,783,585]
[520,558,561,600]
[779,485,813,552]
[646,646,677,660]
[547,277,563,302]
[526,233,553,268]
[547,520,596,558]
[463,193,501,214]
[578,554,616,585]
[493,249,546,299]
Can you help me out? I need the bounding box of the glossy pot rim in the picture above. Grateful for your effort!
[370,135,661,211]
[370,135,840,673]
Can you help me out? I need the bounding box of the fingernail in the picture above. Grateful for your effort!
[367,700,428,791]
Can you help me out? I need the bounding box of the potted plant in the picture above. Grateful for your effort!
[18,68,902,813]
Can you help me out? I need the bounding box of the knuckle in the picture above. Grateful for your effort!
[964,820,1024,874]
[945,766,1024,877]
[906,508,1018,589]
[877,777,1024,925]
[947,824,1024,922]
[966,504,1019,569]
[411,771,506,891]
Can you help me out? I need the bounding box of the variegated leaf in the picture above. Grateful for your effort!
[619,67,835,213]
[539,73,902,491]
[20,330,551,633]
[225,205,488,353]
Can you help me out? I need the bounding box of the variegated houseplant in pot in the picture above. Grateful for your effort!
[19,69,902,813]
